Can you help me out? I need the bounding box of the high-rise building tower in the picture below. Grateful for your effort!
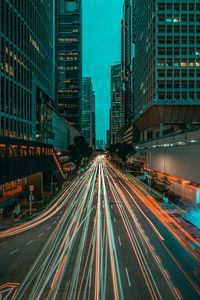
[121,0,134,123]
[92,91,96,150]
[111,64,124,144]
[0,0,55,140]
[57,0,82,131]
[81,77,93,147]
[134,0,200,141]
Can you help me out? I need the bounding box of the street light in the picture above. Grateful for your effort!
[29,185,34,216]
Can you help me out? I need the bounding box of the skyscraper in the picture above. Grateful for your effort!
[0,0,55,140]
[121,0,134,123]
[92,91,96,150]
[110,64,124,144]
[57,0,82,131]
[81,77,93,147]
[133,0,200,141]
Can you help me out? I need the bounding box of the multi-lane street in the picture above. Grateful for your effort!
[0,156,200,299]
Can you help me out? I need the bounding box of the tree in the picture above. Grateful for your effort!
[160,176,170,195]
[68,144,80,164]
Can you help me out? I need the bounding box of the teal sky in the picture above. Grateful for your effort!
[83,0,124,141]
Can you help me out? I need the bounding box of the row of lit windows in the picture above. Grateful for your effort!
[58,90,79,93]
[0,116,31,139]
[59,56,78,61]
[58,52,79,56]
[157,61,200,67]
[58,38,78,42]
[5,47,29,71]
[30,35,44,58]
[58,66,78,70]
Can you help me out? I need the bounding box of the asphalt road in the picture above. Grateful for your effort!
[0,156,200,299]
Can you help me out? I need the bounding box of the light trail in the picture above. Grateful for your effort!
[0,156,197,299]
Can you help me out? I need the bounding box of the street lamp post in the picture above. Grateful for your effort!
[29,185,34,216]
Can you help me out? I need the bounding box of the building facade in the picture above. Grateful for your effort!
[121,0,134,123]
[57,0,82,131]
[134,0,200,142]
[81,77,93,147]
[92,91,96,150]
[0,0,55,141]
[111,64,124,144]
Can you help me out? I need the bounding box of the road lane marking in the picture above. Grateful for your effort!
[38,233,44,237]
[118,235,122,246]
[47,226,52,231]
[9,249,19,255]
[26,240,33,245]
[125,267,131,287]
[114,217,116,223]
[53,220,56,224]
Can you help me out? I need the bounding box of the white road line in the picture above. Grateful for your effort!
[38,233,44,237]
[125,267,131,287]
[114,217,116,223]
[26,240,33,245]
[53,220,56,224]
[47,226,52,231]
[118,235,122,246]
[9,249,19,255]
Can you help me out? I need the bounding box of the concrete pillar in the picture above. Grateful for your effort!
[144,130,148,141]
[140,131,143,142]
[160,123,164,137]
[182,180,190,200]
[152,128,157,138]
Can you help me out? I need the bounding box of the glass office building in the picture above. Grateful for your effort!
[134,0,200,141]
[121,0,134,123]
[111,64,124,144]
[57,0,82,131]
[81,77,93,147]
[0,0,55,140]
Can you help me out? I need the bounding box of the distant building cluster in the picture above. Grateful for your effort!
[81,77,96,150]
[96,140,106,152]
